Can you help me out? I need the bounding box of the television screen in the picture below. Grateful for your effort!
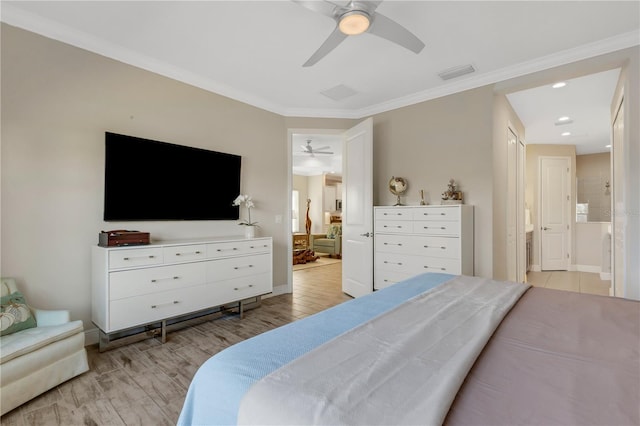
[104,132,241,221]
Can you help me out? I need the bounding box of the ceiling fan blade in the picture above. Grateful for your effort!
[313,145,331,151]
[313,151,334,154]
[301,144,311,151]
[291,0,338,19]
[303,26,348,67]
[368,12,425,54]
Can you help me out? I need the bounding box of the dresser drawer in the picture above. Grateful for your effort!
[412,207,460,221]
[413,236,460,259]
[413,221,460,236]
[206,254,271,281]
[213,273,272,306]
[375,234,413,254]
[376,252,461,275]
[375,208,412,221]
[162,244,207,263]
[109,262,206,300]
[109,247,163,269]
[108,284,212,331]
[206,240,271,258]
[375,220,413,234]
[374,269,412,290]
[417,257,461,274]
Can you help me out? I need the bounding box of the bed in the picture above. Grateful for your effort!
[178,273,639,425]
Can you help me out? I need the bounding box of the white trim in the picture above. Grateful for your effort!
[573,264,601,274]
[600,272,612,281]
[530,264,541,272]
[2,3,638,119]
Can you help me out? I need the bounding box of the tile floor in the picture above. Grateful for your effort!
[526,270,611,296]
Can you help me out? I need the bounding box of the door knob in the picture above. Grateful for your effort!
[360,232,372,237]
[543,227,550,230]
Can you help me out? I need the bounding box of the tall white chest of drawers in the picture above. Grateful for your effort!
[92,236,272,347]
[374,205,473,290]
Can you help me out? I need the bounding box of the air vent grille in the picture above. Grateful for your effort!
[438,64,476,81]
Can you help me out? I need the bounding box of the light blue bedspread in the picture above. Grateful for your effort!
[177,272,454,426]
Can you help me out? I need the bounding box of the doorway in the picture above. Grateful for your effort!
[289,130,344,298]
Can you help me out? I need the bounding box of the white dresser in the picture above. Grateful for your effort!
[374,205,473,290]
[91,236,272,348]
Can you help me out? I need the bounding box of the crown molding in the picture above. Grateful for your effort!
[2,3,638,120]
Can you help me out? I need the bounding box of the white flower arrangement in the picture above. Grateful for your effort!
[232,194,257,226]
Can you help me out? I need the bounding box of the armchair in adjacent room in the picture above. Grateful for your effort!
[0,278,89,415]
[310,224,342,258]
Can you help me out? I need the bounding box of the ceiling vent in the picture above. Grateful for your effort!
[320,84,358,101]
[438,64,476,81]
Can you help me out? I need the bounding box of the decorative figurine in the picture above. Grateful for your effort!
[420,189,427,205]
[441,179,463,204]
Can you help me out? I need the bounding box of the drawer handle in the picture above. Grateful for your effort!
[384,261,402,266]
[423,245,447,250]
[249,245,269,249]
[384,225,402,228]
[383,212,403,216]
[151,300,179,309]
[175,251,201,256]
[123,255,155,261]
[234,284,255,291]
[423,226,447,230]
[217,248,239,252]
[423,266,447,271]
[234,265,254,270]
[383,242,402,246]
[151,276,179,283]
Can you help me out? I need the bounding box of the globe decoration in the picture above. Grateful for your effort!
[389,176,408,206]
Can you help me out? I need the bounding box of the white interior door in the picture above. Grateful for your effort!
[342,118,373,297]
[540,157,570,271]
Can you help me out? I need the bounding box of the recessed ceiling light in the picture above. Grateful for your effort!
[561,131,571,136]
[606,144,612,148]
[552,82,567,89]
[558,116,570,121]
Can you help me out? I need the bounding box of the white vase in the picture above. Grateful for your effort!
[244,225,256,239]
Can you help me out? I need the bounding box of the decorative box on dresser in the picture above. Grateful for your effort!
[91,236,272,350]
[374,205,474,290]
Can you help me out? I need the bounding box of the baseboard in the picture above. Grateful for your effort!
[84,327,99,347]
[573,264,603,274]
[530,264,541,272]
[268,284,288,297]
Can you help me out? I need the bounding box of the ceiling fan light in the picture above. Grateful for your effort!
[339,11,370,35]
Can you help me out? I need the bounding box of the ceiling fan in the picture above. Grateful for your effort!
[301,139,334,156]
[292,0,425,67]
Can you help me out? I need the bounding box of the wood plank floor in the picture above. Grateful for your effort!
[1,262,347,426]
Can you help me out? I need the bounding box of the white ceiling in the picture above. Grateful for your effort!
[2,1,639,159]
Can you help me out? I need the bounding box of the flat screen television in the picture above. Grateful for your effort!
[104,132,241,221]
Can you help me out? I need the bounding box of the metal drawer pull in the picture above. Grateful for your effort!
[423,212,446,216]
[384,242,402,246]
[234,265,254,270]
[249,245,268,249]
[384,261,402,266]
[423,226,446,230]
[384,225,402,228]
[234,284,254,291]
[151,300,179,309]
[423,266,447,271]
[424,245,447,250]
[217,248,239,252]
[383,212,403,216]
[151,276,179,283]
[175,251,201,256]
[123,255,155,261]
